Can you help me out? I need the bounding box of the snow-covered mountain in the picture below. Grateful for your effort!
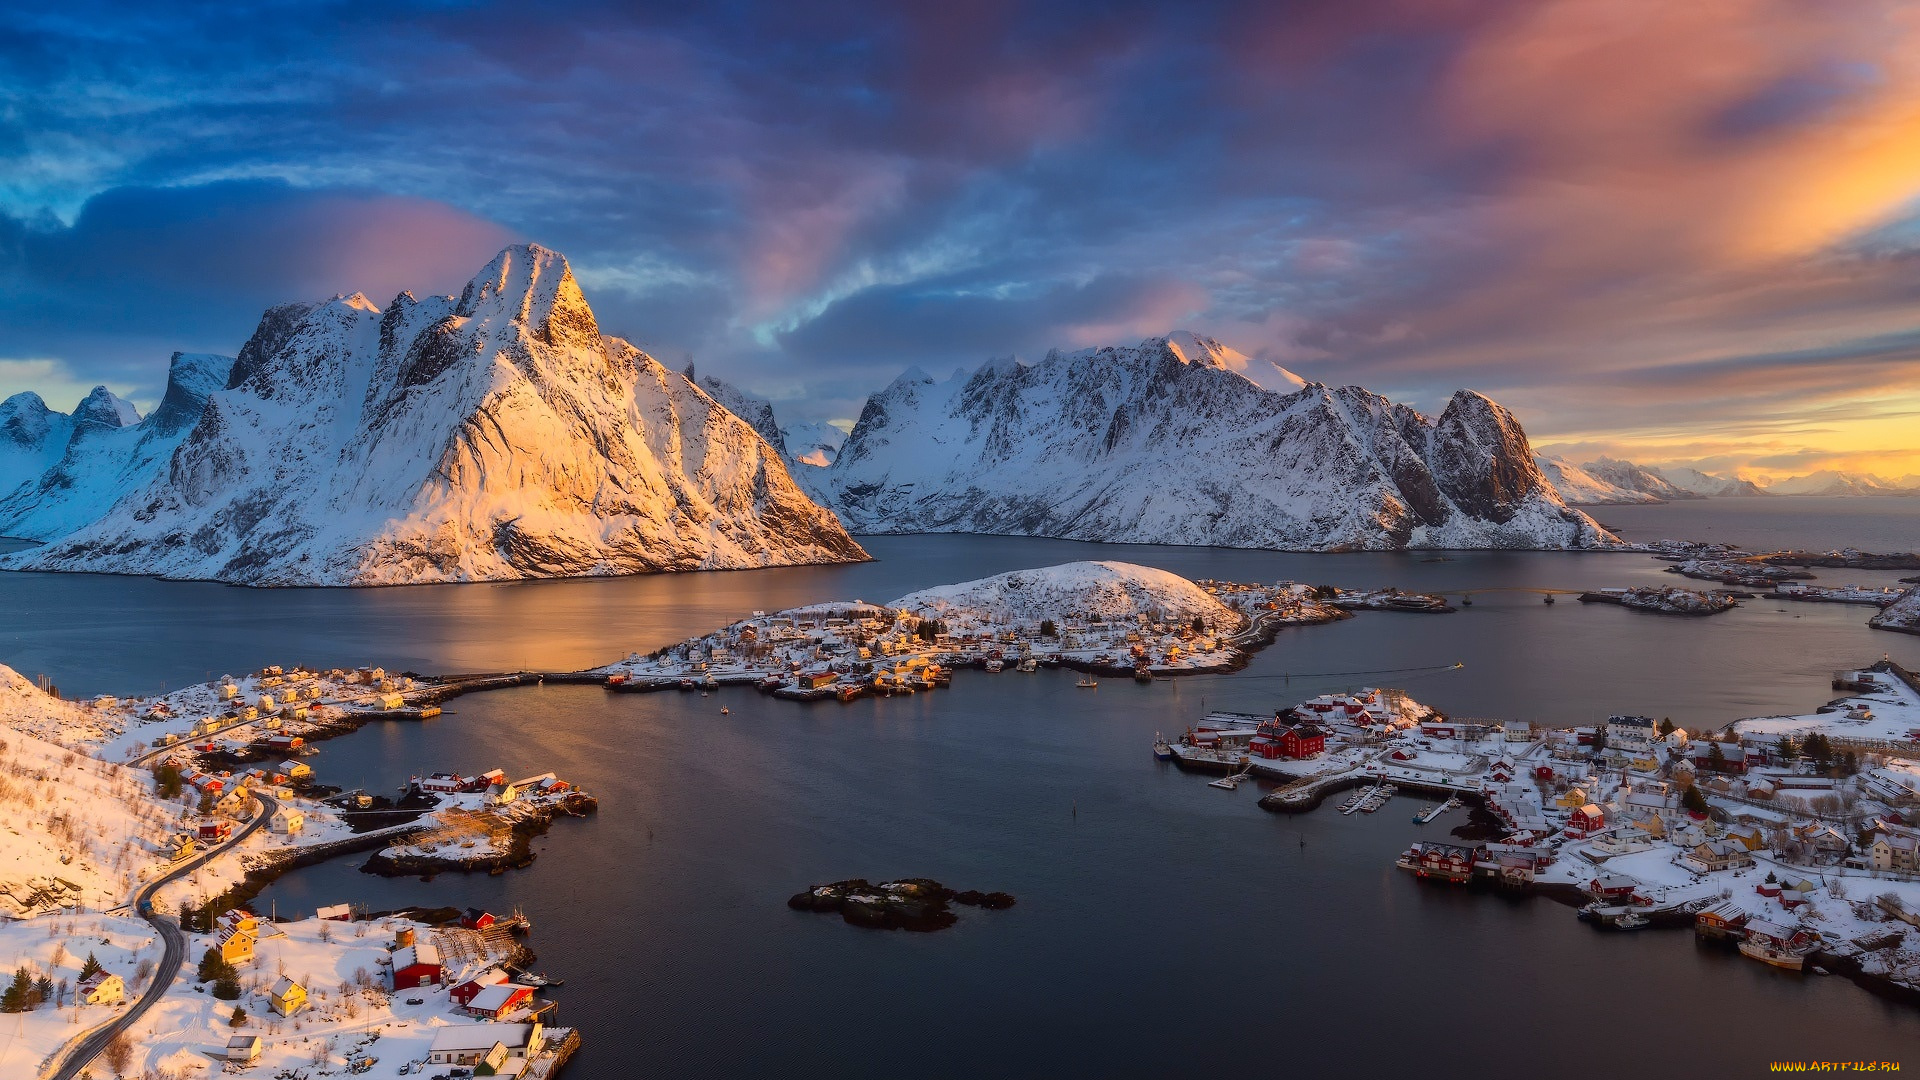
[688,367,849,469]
[1763,471,1920,496]
[1659,467,1771,498]
[0,355,230,540]
[889,560,1239,628]
[4,244,867,585]
[1,394,81,507]
[1536,456,1662,505]
[811,334,1615,551]
[1535,455,1701,504]
[781,420,848,468]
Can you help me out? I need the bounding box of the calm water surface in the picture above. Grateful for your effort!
[5,509,1920,1079]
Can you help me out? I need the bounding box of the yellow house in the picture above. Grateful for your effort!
[1630,812,1666,840]
[1553,787,1588,809]
[269,976,307,1016]
[217,927,255,965]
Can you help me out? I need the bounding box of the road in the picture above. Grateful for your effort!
[44,792,278,1080]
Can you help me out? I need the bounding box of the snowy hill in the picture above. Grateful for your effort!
[3,244,868,585]
[1536,455,1700,504]
[889,561,1240,628]
[0,393,78,508]
[812,334,1614,551]
[0,355,231,540]
[1870,586,1920,636]
[690,368,849,468]
[1659,467,1771,498]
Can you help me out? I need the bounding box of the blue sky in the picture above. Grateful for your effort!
[5,0,1920,476]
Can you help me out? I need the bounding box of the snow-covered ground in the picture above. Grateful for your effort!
[1731,666,1920,747]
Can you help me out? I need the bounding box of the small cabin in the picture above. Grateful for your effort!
[268,976,307,1016]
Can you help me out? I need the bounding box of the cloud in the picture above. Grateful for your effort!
[4,1,1920,473]
[0,180,515,400]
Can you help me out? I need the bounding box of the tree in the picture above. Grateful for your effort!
[1804,733,1833,771]
[212,970,242,1000]
[198,947,234,985]
[1841,750,1859,776]
[1707,742,1727,771]
[1777,735,1799,762]
[0,967,30,1012]
[1681,784,1710,815]
[77,953,102,981]
[1191,614,1208,635]
[1038,619,1057,638]
[1658,717,1676,737]
[102,1031,134,1075]
[33,973,52,1007]
[230,1004,247,1026]
[153,762,184,799]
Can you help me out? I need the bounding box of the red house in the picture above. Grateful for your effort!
[198,819,234,841]
[459,908,497,931]
[390,942,444,989]
[461,982,534,1020]
[1250,721,1326,760]
[1565,804,1606,839]
[1588,873,1637,900]
[448,968,510,1007]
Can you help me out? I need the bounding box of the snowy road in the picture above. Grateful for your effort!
[44,792,276,1080]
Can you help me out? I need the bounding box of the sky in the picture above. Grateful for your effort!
[4,0,1920,480]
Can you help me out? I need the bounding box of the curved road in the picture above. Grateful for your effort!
[45,793,277,1080]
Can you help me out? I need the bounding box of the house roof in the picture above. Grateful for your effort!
[228,1034,262,1049]
[429,1023,537,1052]
[395,942,441,970]
[466,982,534,1011]
[270,975,302,996]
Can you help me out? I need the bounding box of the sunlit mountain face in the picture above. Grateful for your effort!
[4,1,1920,479]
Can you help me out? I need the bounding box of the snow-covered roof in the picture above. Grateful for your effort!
[395,942,441,969]
[466,982,532,1011]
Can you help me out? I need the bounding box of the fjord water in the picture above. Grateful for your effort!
[3,498,1919,1078]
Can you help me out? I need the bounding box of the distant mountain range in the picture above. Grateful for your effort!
[789,333,1613,551]
[0,244,866,584]
[1534,456,1915,503]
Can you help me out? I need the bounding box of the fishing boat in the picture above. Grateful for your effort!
[984,659,1004,673]
[1076,676,1099,689]
[1543,595,1556,605]
[720,707,730,716]
[677,678,696,691]
[1615,912,1650,930]
[1017,658,1039,673]
[1132,667,1154,683]
[1152,735,1173,760]
[1738,939,1808,970]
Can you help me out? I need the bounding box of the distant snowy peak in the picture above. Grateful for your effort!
[1659,467,1771,498]
[71,386,140,429]
[8,243,866,585]
[889,561,1237,628]
[1537,455,1701,504]
[781,420,848,468]
[1764,470,1920,496]
[815,335,1612,552]
[0,353,235,541]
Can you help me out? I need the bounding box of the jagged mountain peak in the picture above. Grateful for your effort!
[817,335,1611,552]
[72,386,140,429]
[455,242,600,351]
[6,244,866,585]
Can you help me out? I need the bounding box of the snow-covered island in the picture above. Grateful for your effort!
[594,561,1349,696]
[0,664,589,1078]
[1163,659,1920,1000]
[1871,586,1920,637]
[1577,586,1740,616]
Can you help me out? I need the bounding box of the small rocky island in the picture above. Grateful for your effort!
[788,878,1016,931]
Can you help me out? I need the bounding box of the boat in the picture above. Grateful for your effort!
[677,678,696,691]
[1076,677,1099,689]
[1462,596,1472,606]
[984,659,1004,673]
[719,707,730,716]
[1544,595,1556,605]
[1738,940,1808,970]
[1615,912,1650,930]
[1152,736,1173,760]
[1132,667,1153,683]
[1017,658,1039,673]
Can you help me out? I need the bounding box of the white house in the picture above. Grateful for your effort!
[271,808,305,835]
[1606,714,1657,749]
[77,972,125,1005]
[226,1033,263,1064]
[428,1021,545,1066]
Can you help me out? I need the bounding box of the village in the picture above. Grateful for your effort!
[1162,658,1920,996]
[0,661,595,1078]
[594,562,1351,699]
